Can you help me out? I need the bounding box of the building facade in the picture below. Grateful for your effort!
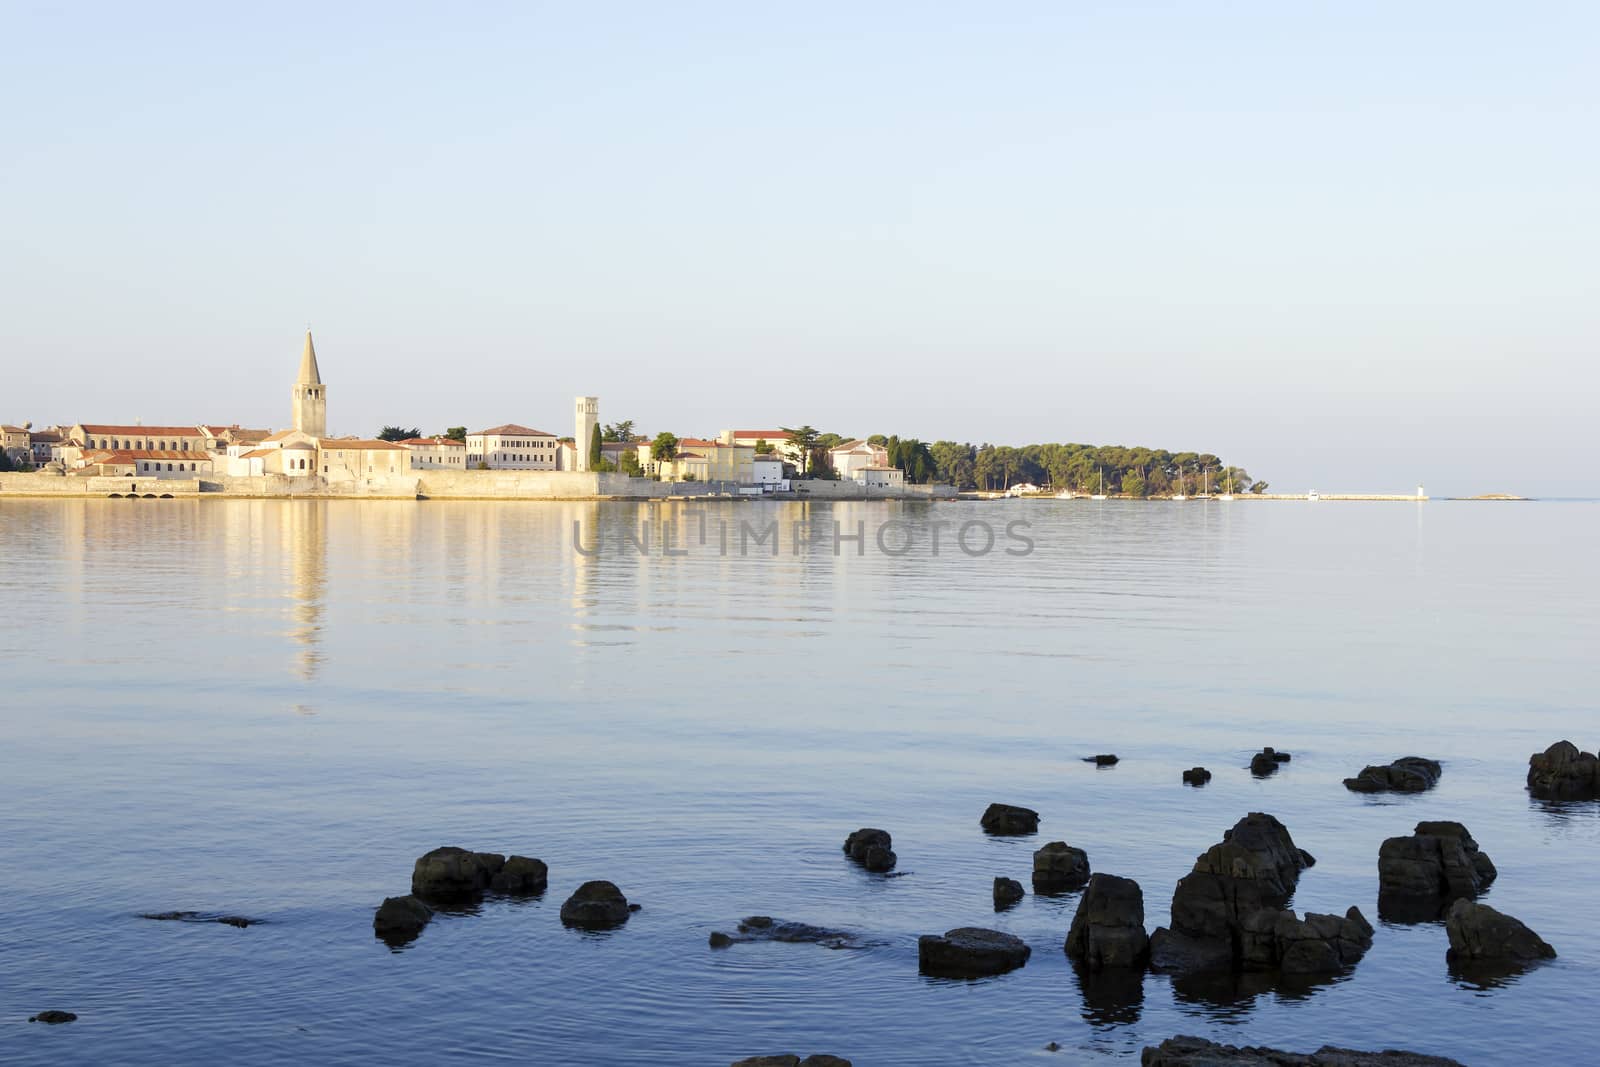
[398,437,468,468]
[467,425,560,469]
[319,439,410,482]
[574,397,599,472]
[829,440,890,481]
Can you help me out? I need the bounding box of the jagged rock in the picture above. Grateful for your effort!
[373,895,433,943]
[1343,757,1441,793]
[1084,754,1119,766]
[918,927,1031,977]
[28,1011,78,1024]
[559,880,632,929]
[1250,748,1290,775]
[1150,813,1330,974]
[1240,907,1373,974]
[994,877,1025,909]
[1065,873,1149,969]
[1378,822,1497,921]
[1032,841,1091,893]
[730,1058,851,1067]
[1527,740,1600,800]
[842,828,896,872]
[140,911,258,928]
[1182,767,1212,786]
[411,846,506,899]
[488,855,548,893]
[981,803,1040,835]
[1445,899,1555,962]
[707,916,859,950]
[1141,1035,1466,1065]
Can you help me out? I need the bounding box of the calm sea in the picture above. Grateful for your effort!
[1,498,1596,1065]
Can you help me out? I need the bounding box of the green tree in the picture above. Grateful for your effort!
[781,426,821,475]
[593,458,617,472]
[378,426,420,442]
[444,426,467,442]
[589,424,602,468]
[619,451,642,476]
[753,438,774,454]
[602,420,635,442]
[650,432,679,461]
[1123,471,1148,498]
[0,449,12,473]
[867,433,888,446]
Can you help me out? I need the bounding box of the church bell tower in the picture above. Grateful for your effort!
[292,329,327,437]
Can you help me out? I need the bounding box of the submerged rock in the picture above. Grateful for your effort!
[559,880,632,929]
[1065,873,1149,969]
[707,916,860,950]
[411,846,507,899]
[730,1057,851,1067]
[1378,821,1497,922]
[1249,748,1291,775]
[842,828,896,872]
[918,926,1031,977]
[1444,899,1555,962]
[372,894,433,943]
[1182,767,1212,786]
[489,855,548,894]
[28,1011,78,1024]
[1032,841,1092,893]
[1084,754,1119,766]
[993,876,1025,910]
[140,911,258,928]
[1344,756,1441,794]
[1141,1035,1465,1065]
[1526,740,1600,800]
[981,803,1040,835]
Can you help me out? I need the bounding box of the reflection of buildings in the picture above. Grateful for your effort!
[281,501,327,681]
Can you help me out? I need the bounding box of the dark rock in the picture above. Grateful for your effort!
[1250,748,1289,775]
[1444,899,1555,962]
[730,1058,851,1067]
[1141,1035,1466,1065]
[1527,739,1600,800]
[993,876,1025,909]
[1065,873,1149,969]
[140,910,259,927]
[488,854,548,894]
[1378,821,1497,922]
[1182,767,1212,786]
[707,916,860,950]
[1240,906,1373,974]
[559,880,631,929]
[918,926,1031,977]
[842,828,896,872]
[1033,841,1091,893]
[1343,756,1441,794]
[373,894,433,943]
[981,803,1040,835]
[1084,754,1119,766]
[799,1058,852,1066]
[411,846,506,899]
[28,1011,78,1024]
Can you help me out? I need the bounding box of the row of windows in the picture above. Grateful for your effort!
[96,438,194,451]
[479,438,553,448]
[137,461,202,472]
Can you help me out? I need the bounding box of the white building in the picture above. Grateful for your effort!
[725,429,802,465]
[399,437,468,469]
[574,397,599,473]
[856,466,905,489]
[467,424,560,469]
[829,439,890,482]
[320,439,410,482]
[752,456,790,492]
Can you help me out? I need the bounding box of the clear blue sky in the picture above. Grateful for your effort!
[3,2,1594,495]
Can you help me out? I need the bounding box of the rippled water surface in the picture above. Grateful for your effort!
[2,498,1596,1065]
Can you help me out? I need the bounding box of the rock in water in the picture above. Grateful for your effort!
[707,916,860,950]
[489,855,548,894]
[918,927,1031,977]
[1378,822,1497,922]
[1249,748,1290,775]
[373,895,433,944]
[1065,873,1149,969]
[1032,841,1092,893]
[842,828,896,872]
[1444,899,1555,962]
[1344,756,1442,793]
[1240,907,1373,974]
[411,846,506,899]
[730,1058,852,1067]
[559,880,632,929]
[1084,754,1119,766]
[1182,767,1212,786]
[1526,740,1600,800]
[981,803,1040,835]
[1141,1035,1466,1065]
[993,877,1025,909]
[28,1011,78,1024]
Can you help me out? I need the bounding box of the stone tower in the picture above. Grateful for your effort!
[292,330,327,437]
[574,396,599,472]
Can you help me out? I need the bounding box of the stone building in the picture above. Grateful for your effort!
[467,425,560,469]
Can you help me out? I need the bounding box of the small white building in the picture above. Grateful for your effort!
[856,466,905,489]
[130,451,214,478]
[829,439,890,482]
[752,456,789,492]
[399,437,468,469]
[467,424,560,470]
[320,439,410,482]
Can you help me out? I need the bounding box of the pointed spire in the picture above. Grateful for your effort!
[297,329,322,386]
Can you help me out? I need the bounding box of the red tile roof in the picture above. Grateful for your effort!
[399,437,466,447]
[471,424,556,437]
[79,424,205,437]
[89,450,211,463]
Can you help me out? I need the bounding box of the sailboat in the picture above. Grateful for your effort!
[1196,467,1211,500]
[1218,468,1235,502]
[1307,489,1320,502]
[1090,469,1108,501]
[1171,467,1187,501]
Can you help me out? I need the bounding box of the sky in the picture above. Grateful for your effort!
[2,1,1595,495]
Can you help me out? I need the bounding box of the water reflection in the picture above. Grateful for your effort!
[1071,962,1144,1027]
[1166,966,1351,1017]
[281,502,326,680]
[1447,958,1549,991]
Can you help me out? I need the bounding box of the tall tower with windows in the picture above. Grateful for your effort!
[292,330,327,437]
[574,396,599,472]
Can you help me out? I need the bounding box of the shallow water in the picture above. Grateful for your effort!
[1,497,1596,1065]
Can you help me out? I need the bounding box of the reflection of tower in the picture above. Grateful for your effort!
[283,501,327,680]
[292,330,327,437]
[574,396,599,472]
